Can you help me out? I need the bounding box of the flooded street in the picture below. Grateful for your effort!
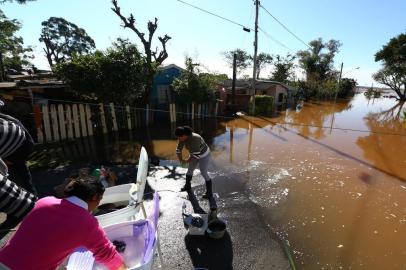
[208,93,406,269]
[145,93,406,269]
[35,93,406,269]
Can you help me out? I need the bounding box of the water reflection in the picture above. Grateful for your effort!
[31,94,406,269]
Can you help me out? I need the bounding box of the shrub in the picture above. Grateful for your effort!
[249,95,274,116]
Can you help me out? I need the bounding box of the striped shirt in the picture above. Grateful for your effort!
[176,132,209,159]
[0,159,36,218]
[0,114,27,159]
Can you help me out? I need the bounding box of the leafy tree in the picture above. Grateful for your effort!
[337,78,357,98]
[172,57,222,103]
[112,0,171,104]
[270,54,295,83]
[253,53,272,79]
[0,9,32,81]
[39,17,95,68]
[373,33,405,101]
[223,48,251,75]
[297,38,341,82]
[55,39,147,104]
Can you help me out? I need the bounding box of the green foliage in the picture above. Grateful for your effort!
[338,78,357,98]
[39,17,95,68]
[297,38,341,82]
[374,32,405,100]
[0,9,32,81]
[270,54,295,83]
[223,48,251,74]
[55,39,146,104]
[364,87,381,99]
[254,52,273,79]
[172,57,223,103]
[249,95,274,116]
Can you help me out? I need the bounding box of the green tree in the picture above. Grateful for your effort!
[39,17,95,68]
[338,78,357,98]
[111,0,171,104]
[0,9,32,81]
[297,38,341,81]
[223,48,251,75]
[270,54,295,83]
[254,52,272,79]
[55,39,147,104]
[373,33,405,101]
[172,57,222,103]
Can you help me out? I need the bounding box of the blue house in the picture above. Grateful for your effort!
[150,64,184,106]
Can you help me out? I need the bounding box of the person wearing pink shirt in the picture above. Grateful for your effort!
[0,175,127,270]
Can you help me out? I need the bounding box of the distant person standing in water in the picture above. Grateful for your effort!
[175,126,213,199]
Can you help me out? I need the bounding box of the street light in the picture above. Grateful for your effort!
[342,67,360,77]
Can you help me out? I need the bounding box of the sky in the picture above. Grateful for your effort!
[2,0,406,86]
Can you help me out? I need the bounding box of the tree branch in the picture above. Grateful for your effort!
[156,34,171,64]
[111,0,147,44]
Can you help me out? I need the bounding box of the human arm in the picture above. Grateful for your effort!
[176,140,185,163]
[84,220,125,270]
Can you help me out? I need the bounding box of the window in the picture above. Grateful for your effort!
[262,90,267,95]
[157,85,170,104]
[278,93,284,102]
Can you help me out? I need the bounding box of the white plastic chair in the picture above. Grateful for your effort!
[67,192,163,270]
[96,147,149,227]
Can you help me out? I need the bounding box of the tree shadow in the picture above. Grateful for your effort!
[184,232,234,270]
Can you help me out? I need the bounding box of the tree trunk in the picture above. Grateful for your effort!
[0,51,4,82]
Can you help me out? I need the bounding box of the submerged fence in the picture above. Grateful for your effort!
[33,102,219,144]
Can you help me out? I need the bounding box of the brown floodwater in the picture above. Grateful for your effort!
[48,92,405,269]
[143,93,406,269]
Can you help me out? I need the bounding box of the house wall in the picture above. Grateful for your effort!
[151,67,182,105]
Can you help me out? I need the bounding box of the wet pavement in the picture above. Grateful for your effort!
[148,165,290,270]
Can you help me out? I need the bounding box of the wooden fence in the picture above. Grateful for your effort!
[33,102,219,144]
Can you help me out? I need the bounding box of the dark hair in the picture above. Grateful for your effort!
[174,126,193,137]
[64,175,105,202]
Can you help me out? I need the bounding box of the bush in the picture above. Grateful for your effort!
[249,95,274,116]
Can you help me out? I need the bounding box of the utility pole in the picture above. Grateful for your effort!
[251,0,259,115]
[330,62,344,133]
[334,62,344,101]
[232,53,237,105]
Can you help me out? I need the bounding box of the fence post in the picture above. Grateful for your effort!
[126,105,132,130]
[57,104,66,140]
[79,104,88,137]
[33,105,44,144]
[191,102,195,120]
[42,105,52,142]
[146,104,149,126]
[133,108,138,128]
[50,104,60,142]
[197,104,201,119]
[215,102,219,117]
[85,104,93,136]
[110,103,118,131]
[173,104,177,122]
[72,104,81,139]
[99,103,107,134]
[65,105,74,140]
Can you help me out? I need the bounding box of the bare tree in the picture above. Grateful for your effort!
[111,0,171,103]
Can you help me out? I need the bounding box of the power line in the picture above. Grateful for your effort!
[3,94,406,137]
[259,3,311,49]
[176,0,253,32]
[258,26,292,51]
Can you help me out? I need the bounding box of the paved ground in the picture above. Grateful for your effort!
[1,163,290,270]
[148,165,290,270]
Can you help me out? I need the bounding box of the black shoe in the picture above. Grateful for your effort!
[180,175,192,192]
[202,180,213,199]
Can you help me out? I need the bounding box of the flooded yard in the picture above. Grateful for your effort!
[33,93,406,269]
